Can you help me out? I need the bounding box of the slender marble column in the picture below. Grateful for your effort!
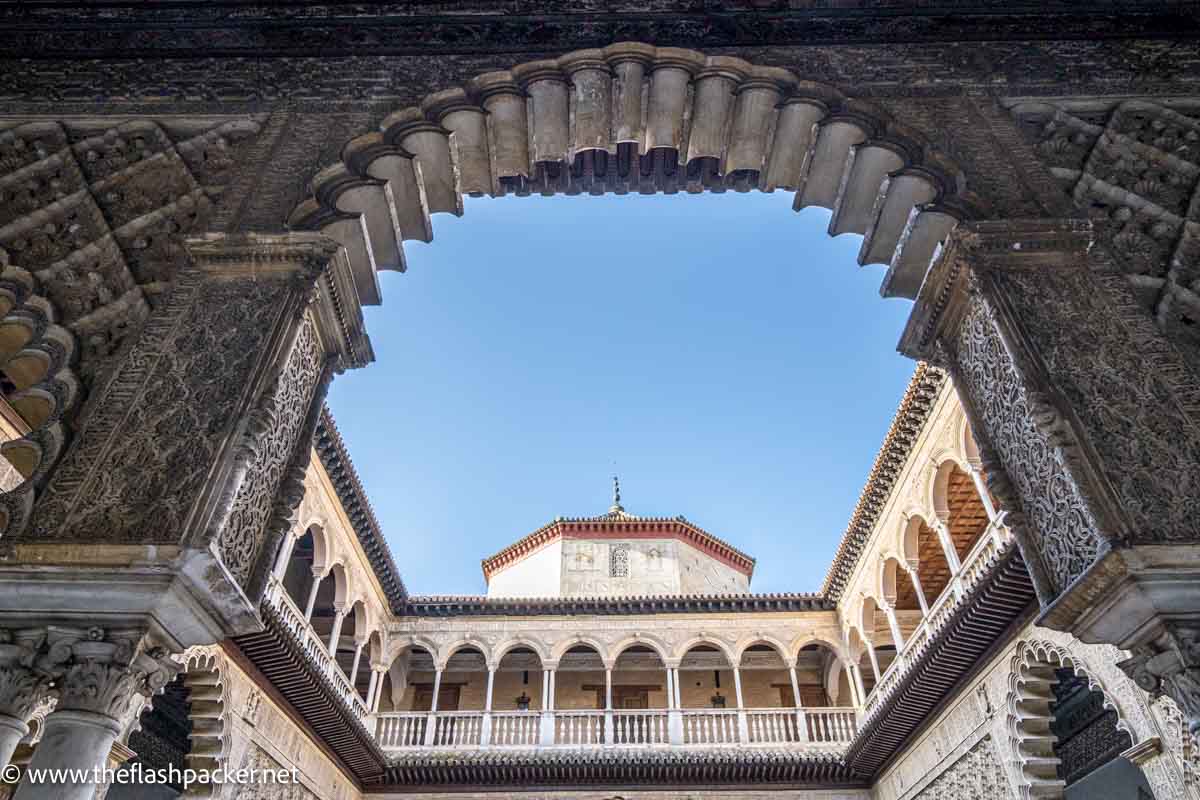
[423,667,443,746]
[603,666,613,745]
[788,664,808,743]
[273,532,299,579]
[882,602,905,651]
[666,664,683,745]
[348,640,366,687]
[864,643,881,683]
[303,577,322,622]
[365,668,380,709]
[851,664,868,708]
[906,563,931,616]
[539,664,557,746]
[14,628,179,800]
[968,463,999,522]
[371,666,388,713]
[732,667,748,743]
[326,607,346,654]
[480,668,496,746]
[933,520,963,574]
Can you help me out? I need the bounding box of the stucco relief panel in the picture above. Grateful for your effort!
[910,735,1013,800]
[214,645,360,800]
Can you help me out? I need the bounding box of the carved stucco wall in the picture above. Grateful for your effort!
[184,645,360,800]
[872,623,1196,800]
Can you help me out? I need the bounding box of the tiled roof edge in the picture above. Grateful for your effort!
[819,363,948,602]
[481,516,757,581]
[404,591,833,616]
[313,406,409,613]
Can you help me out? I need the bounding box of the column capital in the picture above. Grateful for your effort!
[1118,624,1200,733]
[0,629,56,721]
[54,627,181,722]
[899,218,1092,362]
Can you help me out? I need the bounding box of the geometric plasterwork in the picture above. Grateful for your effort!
[1015,100,1200,363]
[0,119,262,382]
[0,118,262,536]
[911,735,1012,800]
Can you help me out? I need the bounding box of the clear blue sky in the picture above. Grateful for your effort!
[326,191,916,596]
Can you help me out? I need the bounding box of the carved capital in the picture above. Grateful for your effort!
[1119,625,1200,736]
[898,218,1092,361]
[54,628,180,721]
[0,627,68,720]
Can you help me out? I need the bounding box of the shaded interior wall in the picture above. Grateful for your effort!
[1065,758,1155,800]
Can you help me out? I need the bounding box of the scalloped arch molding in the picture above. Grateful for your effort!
[290,43,979,308]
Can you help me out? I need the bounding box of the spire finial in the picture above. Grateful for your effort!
[610,474,624,513]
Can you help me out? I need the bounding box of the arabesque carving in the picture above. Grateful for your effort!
[912,735,1012,799]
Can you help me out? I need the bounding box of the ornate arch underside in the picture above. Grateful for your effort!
[292,42,980,309]
[0,118,264,535]
[1015,100,1200,367]
[1006,639,1135,800]
[178,647,233,799]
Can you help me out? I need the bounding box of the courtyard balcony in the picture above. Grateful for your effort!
[859,514,1016,724]
[263,574,371,721]
[374,706,856,752]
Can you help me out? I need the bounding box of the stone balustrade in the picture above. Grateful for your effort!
[263,576,369,721]
[374,707,856,752]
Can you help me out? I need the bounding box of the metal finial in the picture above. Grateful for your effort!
[610,474,624,513]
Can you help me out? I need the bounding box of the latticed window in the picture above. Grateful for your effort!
[609,544,629,577]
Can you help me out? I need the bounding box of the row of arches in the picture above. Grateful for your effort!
[371,638,859,716]
[273,523,387,706]
[844,414,1001,696]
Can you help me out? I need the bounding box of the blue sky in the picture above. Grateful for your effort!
[326,191,916,596]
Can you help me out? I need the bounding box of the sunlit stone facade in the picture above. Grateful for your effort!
[4,8,1200,799]
[78,367,1187,800]
[483,493,754,599]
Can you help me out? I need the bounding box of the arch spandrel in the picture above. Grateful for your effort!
[789,633,852,669]
[609,633,672,665]
[732,634,792,667]
[673,635,737,667]
[550,636,610,666]
[488,637,551,670]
